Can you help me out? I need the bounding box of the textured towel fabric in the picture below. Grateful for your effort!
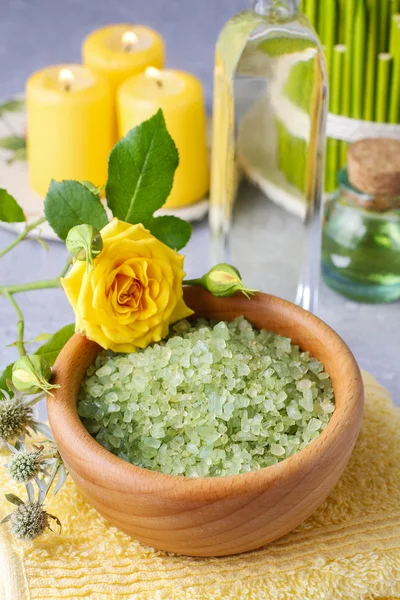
[0,371,399,600]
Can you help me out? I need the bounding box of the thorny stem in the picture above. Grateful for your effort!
[4,291,26,357]
[0,256,72,360]
[0,279,62,295]
[0,216,46,259]
[0,257,72,296]
[59,256,72,278]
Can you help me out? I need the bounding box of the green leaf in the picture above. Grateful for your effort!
[106,109,179,224]
[5,493,23,507]
[0,189,25,223]
[30,333,52,344]
[0,364,13,397]
[7,332,51,348]
[44,180,108,241]
[1,514,12,524]
[34,324,75,366]
[0,99,24,115]
[0,136,26,151]
[7,147,27,164]
[144,216,192,251]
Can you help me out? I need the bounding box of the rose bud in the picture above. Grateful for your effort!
[12,355,59,396]
[188,264,257,299]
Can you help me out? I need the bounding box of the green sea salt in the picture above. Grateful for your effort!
[78,318,335,477]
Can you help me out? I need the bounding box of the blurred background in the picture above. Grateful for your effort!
[0,0,398,406]
[0,0,246,109]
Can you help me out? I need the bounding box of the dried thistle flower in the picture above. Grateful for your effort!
[6,446,42,483]
[2,480,63,541]
[10,500,50,540]
[1,493,61,541]
[0,393,34,443]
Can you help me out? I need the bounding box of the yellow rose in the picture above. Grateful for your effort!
[61,219,193,353]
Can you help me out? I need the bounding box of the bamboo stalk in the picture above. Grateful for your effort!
[376,53,393,122]
[352,0,367,119]
[276,119,289,176]
[364,0,379,121]
[324,0,338,82]
[389,13,400,56]
[327,45,346,191]
[340,0,354,166]
[325,139,335,192]
[379,0,390,52]
[342,0,356,118]
[318,8,326,44]
[338,0,347,42]
[306,0,318,29]
[331,44,346,113]
[389,16,400,122]
[390,0,400,16]
[294,137,306,191]
[339,141,348,169]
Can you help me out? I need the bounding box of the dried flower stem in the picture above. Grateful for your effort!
[45,459,62,496]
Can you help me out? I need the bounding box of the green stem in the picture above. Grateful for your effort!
[4,291,26,357]
[59,256,72,278]
[26,393,45,407]
[183,279,204,287]
[0,216,46,259]
[0,256,71,296]
[43,459,62,499]
[0,279,61,295]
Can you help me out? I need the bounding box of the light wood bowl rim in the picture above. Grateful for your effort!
[48,289,364,502]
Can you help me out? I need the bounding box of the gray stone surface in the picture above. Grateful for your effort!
[0,0,399,419]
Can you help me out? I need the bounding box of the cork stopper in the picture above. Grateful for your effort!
[348,138,400,197]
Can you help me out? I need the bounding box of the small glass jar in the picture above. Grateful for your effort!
[322,168,400,303]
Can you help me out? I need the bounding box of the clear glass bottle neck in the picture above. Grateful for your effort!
[251,0,298,17]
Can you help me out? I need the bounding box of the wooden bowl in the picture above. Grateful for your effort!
[48,288,364,557]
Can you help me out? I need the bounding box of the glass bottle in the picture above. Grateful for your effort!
[210,0,328,313]
[322,167,400,304]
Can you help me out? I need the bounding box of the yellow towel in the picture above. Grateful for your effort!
[0,371,400,600]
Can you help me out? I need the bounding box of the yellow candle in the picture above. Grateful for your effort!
[26,64,113,198]
[117,68,209,208]
[82,24,165,94]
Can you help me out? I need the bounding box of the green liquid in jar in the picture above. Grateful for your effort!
[322,171,400,303]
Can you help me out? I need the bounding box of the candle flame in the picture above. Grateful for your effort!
[145,66,163,87]
[58,68,74,91]
[122,31,138,51]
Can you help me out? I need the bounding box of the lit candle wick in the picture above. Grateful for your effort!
[122,31,138,52]
[145,66,163,88]
[58,68,74,92]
